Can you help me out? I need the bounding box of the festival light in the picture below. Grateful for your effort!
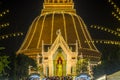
[0,9,9,17]
[90,25,120,37]
[112,11,120,21]
[0,32,24,40]
[0,9,24,40]
[85,40,120,46]
[108,0,120,14]
[89,1,120,46]
[0,23,9,28]
[117,28,120,32]
[108,0,120,20]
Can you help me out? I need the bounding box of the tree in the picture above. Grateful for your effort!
[0,47,10,78]
[0,56,10,76]
[76,58,89,75]
[15,54,37,80]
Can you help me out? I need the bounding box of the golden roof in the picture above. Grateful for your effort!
[17,0,101,60]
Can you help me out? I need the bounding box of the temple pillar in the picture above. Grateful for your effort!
[66,61,71,75]
[49,60,53,76]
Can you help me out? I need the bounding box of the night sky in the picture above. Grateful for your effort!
[0,0,120,53]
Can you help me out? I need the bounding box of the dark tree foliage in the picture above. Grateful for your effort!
[93,45,120,78]
[15,54,36,80]
[0,47,10,80]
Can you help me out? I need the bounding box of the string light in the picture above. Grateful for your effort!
[0,23,10,29]
[112,11,120,21]
[90,25,120,37]
[0,9,24,40]
[85,40,120,46]
[0,32,24,40]
[117,28,120,32]
[0,9,10,17]
[108,0,120,15]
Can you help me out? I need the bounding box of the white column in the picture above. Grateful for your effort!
[28,66,32,75]
[37,54,40,65]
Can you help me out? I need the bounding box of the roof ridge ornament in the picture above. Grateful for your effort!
[56,29,61,35]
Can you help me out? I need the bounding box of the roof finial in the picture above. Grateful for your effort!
[56,29,61,35]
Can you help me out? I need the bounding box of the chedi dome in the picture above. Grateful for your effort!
[17,0,101,62]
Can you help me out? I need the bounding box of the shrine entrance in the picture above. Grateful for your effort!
[53,49,67,76]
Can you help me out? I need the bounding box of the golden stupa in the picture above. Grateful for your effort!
[17,0,101,77]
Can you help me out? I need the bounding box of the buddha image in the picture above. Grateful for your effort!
[57,58,63,76]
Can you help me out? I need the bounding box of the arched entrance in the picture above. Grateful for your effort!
[53,48,67,76]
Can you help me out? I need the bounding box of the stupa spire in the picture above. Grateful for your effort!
[42,0,76,14]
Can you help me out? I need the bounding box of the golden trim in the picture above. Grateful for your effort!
[41,11,76,17]
[80,19,99,51]
[26,16,41,49]
[77,16,92,49]
[37,14,47,48]
[62,12,67,42]
[70,13,81,48]
[17,17,39,53]
[51,12,55,44]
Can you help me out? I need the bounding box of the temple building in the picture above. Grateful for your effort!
[17,0,101,77]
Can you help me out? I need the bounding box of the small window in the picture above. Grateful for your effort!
[71,67,73,74]
[49,0,52,3]
[64,0,67,3]
[54,0,57,3]
[72,57,75,59]
[44,57,48,60]
[39,57,42,63]
[60,0,63,3]
[46,67,49,76]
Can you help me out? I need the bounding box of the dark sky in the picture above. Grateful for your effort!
[0,0,120,53]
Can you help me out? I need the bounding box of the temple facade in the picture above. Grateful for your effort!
[17,0,101,77]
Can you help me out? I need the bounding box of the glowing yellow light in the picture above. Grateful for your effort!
[108,0,120,21]
[13,34,16,36]
[3,12,6,14]
[100,41,102,43]
[0,32,24,40]
[104,28,107,31]
[17,33,20,36]
[1,25,4,27]
[85,40,120,46]
[108,30,110,32]
[2,36,5,39]
[0,14,2,16]
[6,10,9,13]
[0,23,10,29]
[90,25,120,37]
[20,33,23,35]
[0,9,10,17]
[96,41,98,43]
[101,27,104,30]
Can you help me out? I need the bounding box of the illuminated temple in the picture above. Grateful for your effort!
[17,0,101,77]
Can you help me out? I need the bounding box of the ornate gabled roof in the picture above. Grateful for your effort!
[17,0,101,60]
[46,29,73,54]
